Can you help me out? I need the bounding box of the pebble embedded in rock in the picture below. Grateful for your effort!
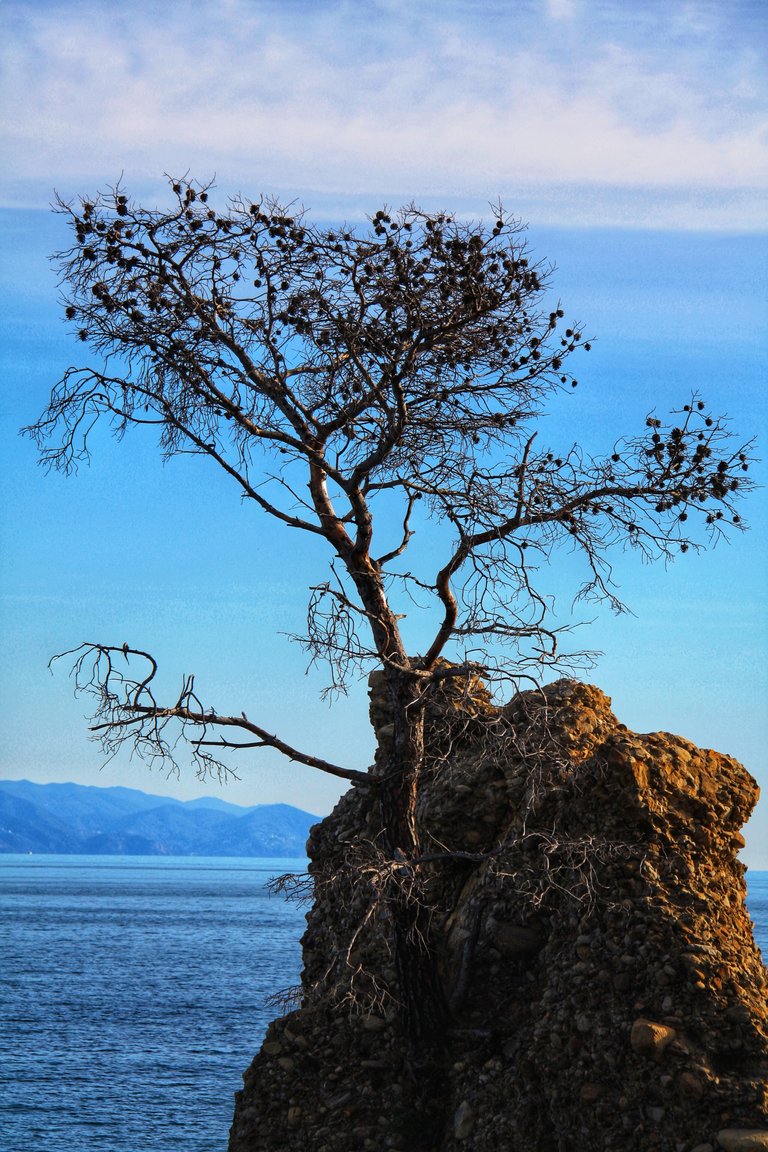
[678,1070,704,1099]
[580,1083,603,1103]
[717,1132,768,1151]
[359,1015,387,1032]
[454,1101,475,1140]
[630,1018,677,1059]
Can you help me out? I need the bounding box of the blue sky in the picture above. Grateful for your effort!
[1,0,767,862]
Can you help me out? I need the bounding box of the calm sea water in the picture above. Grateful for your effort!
[1,858,766,1152]
[0,856,307,1152]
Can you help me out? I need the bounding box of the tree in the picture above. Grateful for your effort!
[26,176,753,1061]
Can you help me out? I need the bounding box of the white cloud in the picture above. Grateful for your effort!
[1,0,766,228]
[545,0,578,20]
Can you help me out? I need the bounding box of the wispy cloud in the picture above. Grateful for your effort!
[2,0,766,227]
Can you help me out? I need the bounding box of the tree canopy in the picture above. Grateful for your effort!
[27,176,754,787]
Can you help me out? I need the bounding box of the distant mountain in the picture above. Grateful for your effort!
[0,780,321,857]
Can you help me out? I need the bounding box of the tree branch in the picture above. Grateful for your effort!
[56,643,370,786]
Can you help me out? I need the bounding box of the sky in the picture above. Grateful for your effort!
[1,0,767,863]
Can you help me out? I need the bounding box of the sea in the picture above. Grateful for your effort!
[1,857,766,1152]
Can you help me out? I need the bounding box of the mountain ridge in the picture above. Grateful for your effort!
[0,779,320,857]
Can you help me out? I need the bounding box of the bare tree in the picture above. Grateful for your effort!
[26,176,754,1049]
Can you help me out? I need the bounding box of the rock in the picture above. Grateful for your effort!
[494,924,543,955]
[717,1132,768,1151]
[678,1070,704,1098]
[580,1083,604,1103]
[359,1014,387,1032]
[228,678,768,1152]
[630,1018,677,1059]
[454,1101,475,1140]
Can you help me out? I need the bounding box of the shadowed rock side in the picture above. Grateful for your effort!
[229,680,768,1152]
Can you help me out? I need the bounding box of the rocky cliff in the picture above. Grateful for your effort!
[229,679,768,1152]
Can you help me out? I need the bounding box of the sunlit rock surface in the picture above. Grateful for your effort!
[229,680,767,1152]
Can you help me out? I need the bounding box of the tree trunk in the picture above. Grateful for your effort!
[378,668,449,1145]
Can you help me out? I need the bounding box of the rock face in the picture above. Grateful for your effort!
[229,679,768,1152]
